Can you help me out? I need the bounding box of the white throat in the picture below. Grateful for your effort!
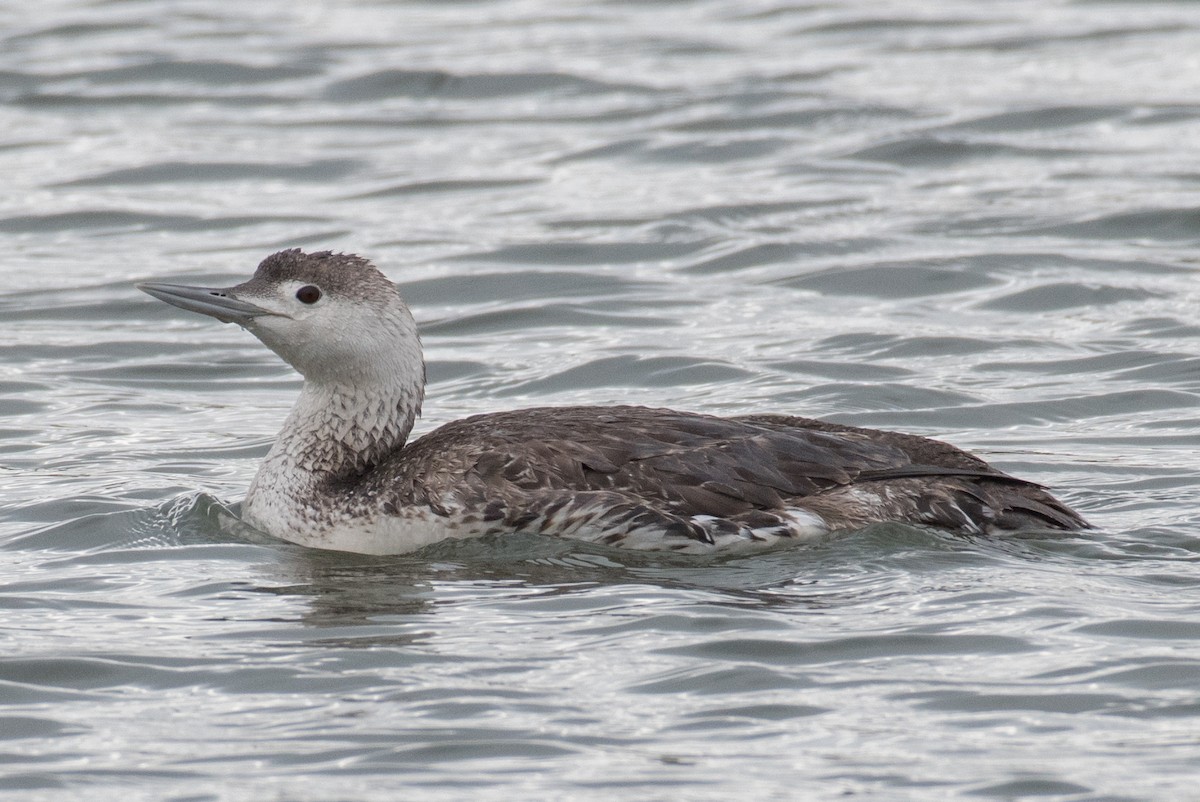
[241,347,424,541]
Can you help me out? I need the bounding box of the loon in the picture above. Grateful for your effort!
[138,249,1088,555]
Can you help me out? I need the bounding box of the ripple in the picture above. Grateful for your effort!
[969,779,1093,798]
[456,241,704,268]
[906,689,1129,715]
[634,137,793,164]
[0,210,327,234]
[683,243,813,275]
[1071,619,1200,640]
[667,102,914,133]
[76,60,319,86]
[0,656,215,693]
[780,261,999,298]
[14,90,290,107]
[1029,207,1200,242]
[678,702,827,723]
[937,104,1127,133]
[849,136,1080,166]
[55,159,364,186]
[324,68,650,101]
[764,359,913,382]
[978,282,1160,312]
[500,355,755,394]
[344,176,542,200]
[658,632,1035,665]
[0,715,75,740]
[404,269,661,304]
[629,665,807,695]
[422,303,672,336]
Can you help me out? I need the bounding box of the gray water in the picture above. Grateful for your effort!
[3,1,1200,799]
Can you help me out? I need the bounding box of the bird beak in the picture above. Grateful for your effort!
[136,282,273,326]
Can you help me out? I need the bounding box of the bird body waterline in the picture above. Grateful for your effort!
[138,249,1087,555]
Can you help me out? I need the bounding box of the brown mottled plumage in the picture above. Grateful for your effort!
[356,406,1086,551]
[139,250,1088,555]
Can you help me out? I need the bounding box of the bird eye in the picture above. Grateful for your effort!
[296,285,322,304]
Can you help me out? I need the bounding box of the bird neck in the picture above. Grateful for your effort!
[291,377,420,472]
[247,369,424,507]
[236,293,429,540]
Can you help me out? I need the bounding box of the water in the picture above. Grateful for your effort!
[3,1,1200,798]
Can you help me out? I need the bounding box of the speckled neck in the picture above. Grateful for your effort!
[277,379,420,480]
[242,369,423,537]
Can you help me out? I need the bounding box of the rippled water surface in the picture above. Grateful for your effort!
[4,1,1200,799]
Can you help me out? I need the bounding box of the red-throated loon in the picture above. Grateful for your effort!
[137,249,1088,554]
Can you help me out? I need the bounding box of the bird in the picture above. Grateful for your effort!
[137,249,1088,555]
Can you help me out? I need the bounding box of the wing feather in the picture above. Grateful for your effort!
[372,405,1086,537]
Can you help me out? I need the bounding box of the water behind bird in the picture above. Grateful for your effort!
[3,1,1200,799]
